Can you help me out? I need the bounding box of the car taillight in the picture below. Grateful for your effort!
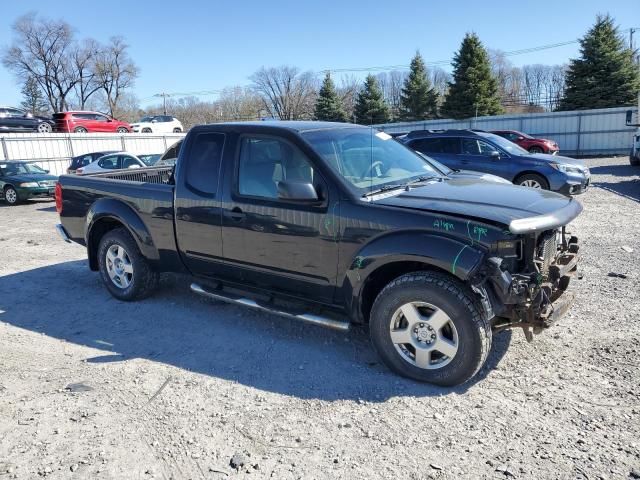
[55,183,63,214]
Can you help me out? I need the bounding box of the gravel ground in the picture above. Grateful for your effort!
[0,156,639,480]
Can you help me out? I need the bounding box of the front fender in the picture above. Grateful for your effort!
[342,231,486,323]
[86,198,159,267]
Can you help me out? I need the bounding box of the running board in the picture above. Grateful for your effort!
[190,283,350,332]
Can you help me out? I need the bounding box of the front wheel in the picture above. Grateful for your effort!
[630,150,640,166]
[369,271,492,386]
[172,127,182,133]
[528,146,544,154]
[97,227,158,301]
[116,127,129,133]
[515,173,549,190]
[4,186,19,205]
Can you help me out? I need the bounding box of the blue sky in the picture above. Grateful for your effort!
[1,0,638,108]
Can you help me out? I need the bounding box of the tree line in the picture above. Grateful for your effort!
[3,13,638,127]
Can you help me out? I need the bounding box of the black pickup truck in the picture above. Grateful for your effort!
[56,121,582,386]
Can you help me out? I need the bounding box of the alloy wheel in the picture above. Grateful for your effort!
[106,244,134,289]
[389,302,459,370]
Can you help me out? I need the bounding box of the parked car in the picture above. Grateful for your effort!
[0,161,57,205]
[56,121,583,386]
[491,130,559,154]
[67,151,119,174]
[403,129,590,195]
[415,151,512,184]
[0,106,54,133]
[155,139,183,167]
[131,115,183,134]
[53,111,131,133]
[76,152,147,175]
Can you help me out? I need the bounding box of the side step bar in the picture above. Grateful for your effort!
[190,283,350,332]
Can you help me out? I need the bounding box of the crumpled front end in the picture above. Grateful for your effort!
[481,226,580,341]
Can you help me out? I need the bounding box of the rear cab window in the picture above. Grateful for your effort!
[183,133,225,196]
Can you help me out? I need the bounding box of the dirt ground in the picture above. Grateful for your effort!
[0,156,639,480]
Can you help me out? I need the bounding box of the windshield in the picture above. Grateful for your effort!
[139,154,161,166]
[415,151,452,175]
[139,116,155,123]
[302,128,441,194]
[476,131,530,155]
[0,163,48,176]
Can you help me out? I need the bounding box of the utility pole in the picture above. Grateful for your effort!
[154,92,169,115]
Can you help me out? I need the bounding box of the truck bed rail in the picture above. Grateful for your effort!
[90,166,173,185]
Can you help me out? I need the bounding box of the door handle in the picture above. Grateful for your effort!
[224,207,245,221]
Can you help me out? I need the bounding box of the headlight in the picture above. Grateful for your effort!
[19,182,39,187]
[550,163,584,175]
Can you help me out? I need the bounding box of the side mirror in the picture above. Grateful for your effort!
[44,169,50,174]
[25,112,34,118]
[516,136,524,141]
[277,181,318,201]
[626,110,633,126]
[107,118,113,122]
[489,151,501,160]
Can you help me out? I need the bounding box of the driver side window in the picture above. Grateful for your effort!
[98,155,120,169]
[462,138,497,156]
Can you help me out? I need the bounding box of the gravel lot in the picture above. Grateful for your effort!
[0,156,639,480]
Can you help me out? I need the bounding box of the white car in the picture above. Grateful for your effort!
[131,115,183,134]
[77,152,147,175]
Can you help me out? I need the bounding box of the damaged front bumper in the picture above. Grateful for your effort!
[484,229,580,341]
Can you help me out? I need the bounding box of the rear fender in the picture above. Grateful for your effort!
[342,231,486,322]
[85,198,159,270]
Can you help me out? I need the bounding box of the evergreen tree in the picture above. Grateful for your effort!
[354,75,390,124]
[441,33,503,119]
[314,72,348,122]
[20,76,48,115]
[399,51,438,120]
[559,14,640,111]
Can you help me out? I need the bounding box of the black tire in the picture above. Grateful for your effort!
[173,127,182,133]
[116,127,128,134]
[369,271,492,386]
[3,186,20,205]
[74,126,88,133]
[528,146,544,154]
[97,227,158,301]
[142,127,152,133]
[515,173,550,190]
[630,150,640,166]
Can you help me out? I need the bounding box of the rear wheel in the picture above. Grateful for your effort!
[369,271,492,386]
[515,173,549,190]
[97,227,158,301]
[528,146,544,154]
[37,122,52,133]
[4,186,19,205]
[172,127,182,133]
[74,126,88,133]
[142,127,152,133]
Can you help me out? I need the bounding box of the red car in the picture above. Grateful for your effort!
[490,130,559,154]
[53,111,131,133]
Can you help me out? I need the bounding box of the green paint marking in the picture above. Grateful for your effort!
[473,225,488,241]
[433,218,455,232]
[451,245,470,275]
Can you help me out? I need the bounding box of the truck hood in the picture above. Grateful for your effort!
[372,177,583,233]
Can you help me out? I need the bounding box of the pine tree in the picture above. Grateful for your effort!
[354,75,390,124]
[399,51,438,120]
[559,14,640,111]
[314,72,348,122]
[20,76,49,115]
[441,33,503,119]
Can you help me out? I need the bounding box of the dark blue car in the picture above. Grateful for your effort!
[402,130,590,195]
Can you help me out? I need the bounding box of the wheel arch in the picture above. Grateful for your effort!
[342,232,486,324]
[513,170,549,185]
[85,198,159,271]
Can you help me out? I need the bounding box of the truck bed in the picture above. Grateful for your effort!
[58,166,181,270]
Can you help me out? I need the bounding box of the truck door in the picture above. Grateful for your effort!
[219,134,339,304]
[174,132,226,275]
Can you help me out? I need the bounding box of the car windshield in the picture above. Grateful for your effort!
[476,131,530,155]
[0,162,47,175]
[302,127,441,195]
[139,154,161,166]
[139,116,155,122]
[515,131,534,139]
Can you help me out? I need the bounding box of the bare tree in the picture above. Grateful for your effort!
[2,13,78,111]
[430,67,451,107]
[216,86,263,121]
[94,36,139,117]
[376,70,406,120]
[336,74,360,122]
[250,66,317,120]
[71,38,102,109]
